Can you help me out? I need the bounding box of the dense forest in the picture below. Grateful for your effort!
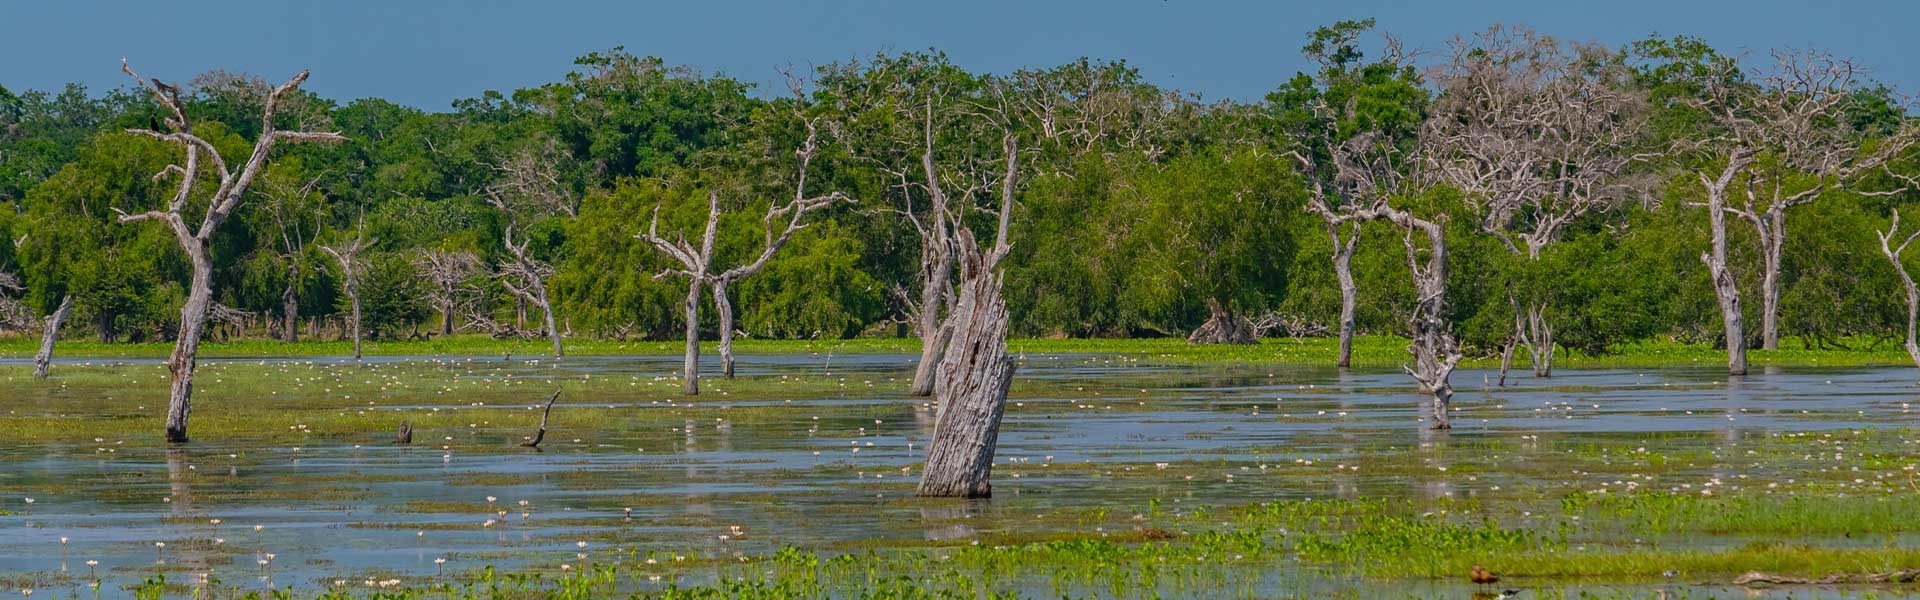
[2,20,1917,371]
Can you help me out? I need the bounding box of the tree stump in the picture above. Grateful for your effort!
[917,244,1015,498]
[1186,298,1258,344]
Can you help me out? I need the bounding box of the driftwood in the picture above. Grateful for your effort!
[520,390,561,450]
[1734,570,1920,586]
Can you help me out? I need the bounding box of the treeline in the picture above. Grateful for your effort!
[0,23,1915,363]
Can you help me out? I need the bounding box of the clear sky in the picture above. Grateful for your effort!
[2,0,1913,110]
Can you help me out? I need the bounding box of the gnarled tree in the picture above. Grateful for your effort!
[1878,209,1920,370]
[1680,50,1918,373]
[1424,26,1652,380]
[113,61,344,443]
[487,191,562,358]
[1308,130,1460,428]
[917,131,1020,497]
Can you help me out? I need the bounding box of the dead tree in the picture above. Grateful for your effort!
[1282,26,1417,369]
[1425,26,1652,380]
[113,60,344,443]
[1307,130,1460,428]
[520,390,561,450]
[414,249,482,337]
[1683,51,1919,372]
[639,82,846,387]
[0,274,69,378]
[487,192,563,358]
[917,133,1020,497]
[638,179,843,390]
[321,217,374,360]
[256,170,326,342]
[822,60,961,398]
[33,295,73,379]
[1879,209,1920,370]
[1723,52,1917,351]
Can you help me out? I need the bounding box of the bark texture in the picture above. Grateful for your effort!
[32,295,73,379]
[918,134,1020,498]
[1329,222,1360,368]
[916,238,1015,498]
[1699,150,1759,375]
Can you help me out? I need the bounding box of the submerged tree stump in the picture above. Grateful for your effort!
[917,240,1016,499]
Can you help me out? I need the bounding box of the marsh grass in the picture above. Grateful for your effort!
[3,333,1913,368]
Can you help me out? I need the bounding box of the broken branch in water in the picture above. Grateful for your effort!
[520,390,561,450]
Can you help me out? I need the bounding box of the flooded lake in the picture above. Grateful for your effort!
[3,354,1918,598]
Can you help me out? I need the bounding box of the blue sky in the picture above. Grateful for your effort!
[2,1,1913,110]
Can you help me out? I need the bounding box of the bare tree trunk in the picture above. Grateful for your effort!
[917,243,1014,498]
[908,247,952,397]
[1701,158,1753,376]
[167,252,213,444]
[536,286,561,358]
[1399,220,1459,429]
[32,295,73,379]
[1498,294,1522,387]
[1758,207,1786,350]
[280,280,298,343]
[1877,210,1920,370]
[1525,301,1554,377]
[713,280,736,379]
[681,277,702,396]
[439,297,455,336]
[345,282,362,359]
[1331,222,1359,368]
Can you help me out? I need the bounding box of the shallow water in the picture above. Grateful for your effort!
[3,354,1919,598]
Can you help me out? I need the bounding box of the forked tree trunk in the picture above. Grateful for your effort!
[681,277,703,395]
[917,244,1015,498]
[1331,221,1360,368]
[167,251,214,444]
[713,280,736,379]
[1187,298,1258,344]
[1525,301,1554,377]
[1895,258,1920,370]
[32,295,73,379]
